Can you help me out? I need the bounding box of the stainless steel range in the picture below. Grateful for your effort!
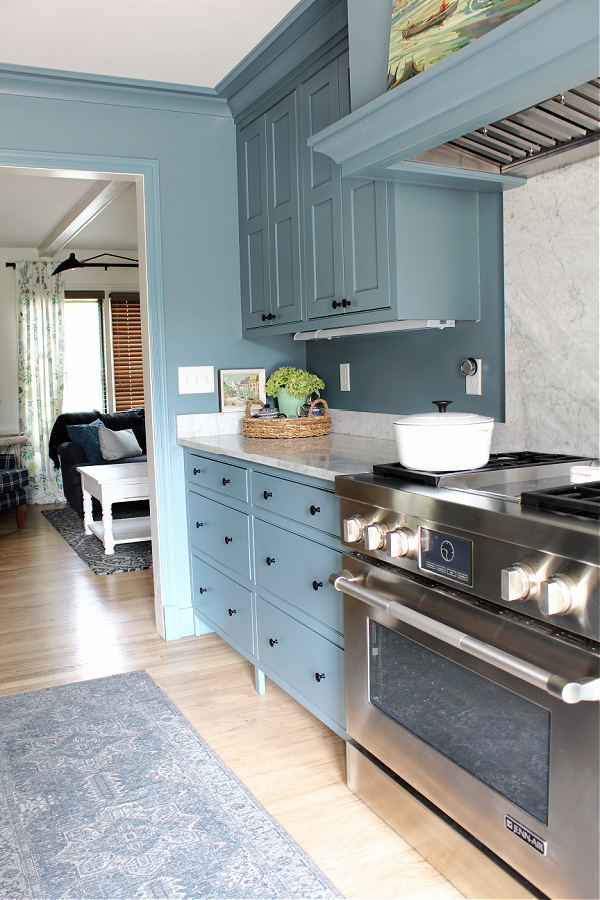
[330,453,599,900]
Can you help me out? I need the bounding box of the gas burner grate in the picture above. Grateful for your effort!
[521,482,600,519]
[373,452,589,486]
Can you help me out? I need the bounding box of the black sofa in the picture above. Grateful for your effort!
[49,408,147,516]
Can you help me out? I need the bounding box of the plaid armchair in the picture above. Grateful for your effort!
[0,453,30,530]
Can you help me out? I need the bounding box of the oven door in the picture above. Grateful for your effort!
[334,554,600,900]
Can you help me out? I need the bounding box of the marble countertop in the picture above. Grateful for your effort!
[176,431,397,482]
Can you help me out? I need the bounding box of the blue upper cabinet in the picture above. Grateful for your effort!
[300,54,392,321]
[238,92,303,330]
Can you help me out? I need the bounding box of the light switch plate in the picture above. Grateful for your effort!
[178,366,214,394]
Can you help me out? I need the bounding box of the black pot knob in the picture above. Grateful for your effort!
[432,400,452,413]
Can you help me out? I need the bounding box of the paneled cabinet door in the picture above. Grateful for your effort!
[301,54,391,321]
[238,116,271,328]
[265,92,303,326]
[299,57,344,319]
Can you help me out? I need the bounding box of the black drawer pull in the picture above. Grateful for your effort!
[266,556,276,566]
[263,490,272,500]
[196,521,203,528]
[269,638,278,647]
[198,587,207,594]
[315,672,326,682]
[228,608,236,616]
[193,467,201,475]
[222,478,230,485]
[224,536,233,544]
[312,580,323,591]
[310,505,321,515]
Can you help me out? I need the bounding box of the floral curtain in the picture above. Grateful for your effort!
[17,262,65,503]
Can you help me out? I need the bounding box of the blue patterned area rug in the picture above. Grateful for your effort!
[41,504,152,575]
[0,671,342,900]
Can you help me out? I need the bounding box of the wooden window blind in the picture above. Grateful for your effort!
[109,292,144,412]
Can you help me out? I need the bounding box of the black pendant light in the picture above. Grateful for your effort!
[51,252,139,276]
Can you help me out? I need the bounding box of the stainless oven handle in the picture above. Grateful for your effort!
[331,571,600,704]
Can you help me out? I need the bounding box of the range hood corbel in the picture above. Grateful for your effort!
[309,0,599,182]
[294,319,455,341]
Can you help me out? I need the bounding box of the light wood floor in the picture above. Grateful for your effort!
[0,504,464,900]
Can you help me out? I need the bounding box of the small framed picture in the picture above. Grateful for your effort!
[218,368,266,413]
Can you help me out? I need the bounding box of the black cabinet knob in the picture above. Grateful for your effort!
[342,299,351,308]
[196,521,203,528]
[261,313,276,321]
[228,608,236,616]
[269,638,278,647]
[198,587,207,594]
[263,490,272,500]
[193,467,201,475]
[310,505,320,515]
[266,556,276,566]
[224,536,233,544]
[312,580,323,591]
[315,672,326,682]
[331,300,342,309]
[222,477,230,486]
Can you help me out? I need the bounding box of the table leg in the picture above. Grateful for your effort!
[82,489,93,535]
[102,500,115,555]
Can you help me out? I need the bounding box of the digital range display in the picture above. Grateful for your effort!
[419,528,472,586]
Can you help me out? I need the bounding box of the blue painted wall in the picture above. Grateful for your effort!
[0,68,305,637]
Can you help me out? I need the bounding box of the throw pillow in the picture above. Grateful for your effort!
[66,419,104,463]
[98,425,142,461]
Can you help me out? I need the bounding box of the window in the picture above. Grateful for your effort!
[63,291,143,414]
[63,292,106,413]
[109,293,144,411]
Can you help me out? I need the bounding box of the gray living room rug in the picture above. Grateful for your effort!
[0,671,342,900]
[42,503,152,574]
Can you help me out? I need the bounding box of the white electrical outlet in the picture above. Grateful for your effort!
[178,366,214,394]
[340,363,351,392]
[465,358,482,396]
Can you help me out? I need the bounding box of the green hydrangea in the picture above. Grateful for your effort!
[265,366,325,399]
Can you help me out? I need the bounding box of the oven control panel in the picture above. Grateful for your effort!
[419,528,473,587]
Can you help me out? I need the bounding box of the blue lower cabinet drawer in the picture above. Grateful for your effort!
[191,554,253,654]
[186,454,248,502]
[188,491,251,579]
[256,596,345,727]
[252,472,339,536]
[254,518,343,635]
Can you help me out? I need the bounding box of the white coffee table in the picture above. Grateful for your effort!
[77,462,151,555]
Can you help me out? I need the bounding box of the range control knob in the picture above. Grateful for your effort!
[501,564,537,602]
[539,575,576,616]
[343,515,367,544]
[386,527,417,559]
[364,522,389,551]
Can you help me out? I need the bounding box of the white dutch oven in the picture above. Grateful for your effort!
[393,401,494,472]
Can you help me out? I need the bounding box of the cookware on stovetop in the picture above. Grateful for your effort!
[393,400,494,472]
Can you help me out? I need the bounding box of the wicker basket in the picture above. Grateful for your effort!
[243,398,331,439]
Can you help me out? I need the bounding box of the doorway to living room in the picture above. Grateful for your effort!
[0,152,170,639]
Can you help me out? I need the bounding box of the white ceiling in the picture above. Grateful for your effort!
[0,0,302,255]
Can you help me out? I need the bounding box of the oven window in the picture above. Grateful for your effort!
[369,621,551,824]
